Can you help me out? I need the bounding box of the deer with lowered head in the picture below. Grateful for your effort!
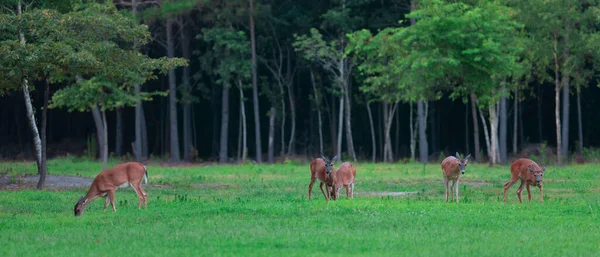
[308,156,337,201]
[441,152,471,203]
[503,158,546,203]
[332,161,356,200]
[74,162,148,216]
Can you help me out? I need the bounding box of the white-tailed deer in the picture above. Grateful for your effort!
[332,162,356,200]
[441,152,471,203]
[503,158,545,203]
[308,156,337,201]
[74,162,148,216]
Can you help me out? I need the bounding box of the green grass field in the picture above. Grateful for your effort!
[1,158,599,256]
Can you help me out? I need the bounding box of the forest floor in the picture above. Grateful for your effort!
[0,158,599,256]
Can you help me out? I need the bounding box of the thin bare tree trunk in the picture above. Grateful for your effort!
[239,80,247,163]
[366,102,376,162]
[37,79,50,190]
[384,102,398,163]
[576,87,583,154]
[287,67,296,156]
[140,104,148,158]
[219,82,230,163]
[410,102,417,161]
[181,24,193,162]
[344,82,357,162]
[134,84,143,161]
[500,85,507,164]
[166,19,180,163]
[470,92,480,161]
[383,101,389,162]
[561,23,571,162]
[249,0,262,163]
[91,107,104,161]
[475,98,492,164]
[513,89,518,155]
[101,108,108,170]
[465,100,469,155]
[489,102,499,165]
[553,32,563,166]
[237,101,243,161]
[418,100,428,162]
[115,107,123,157]
[310,69,324,156]
[17,1,42,179]
[337,97,344,159]
[268,106,276,163]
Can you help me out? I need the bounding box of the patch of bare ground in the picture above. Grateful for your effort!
[0,174,93,190]
[193,183,238,189]
[357,191,418,197]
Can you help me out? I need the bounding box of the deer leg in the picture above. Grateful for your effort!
[325,183,331,202]
[516,181,525,204]
[308,177,316,200]
[526,184,532,202]
[319,182,328,201]
[131,183,145,209]
[103,196,109,212]
[539,185,544,203]
[450,180,456,201]
[108,190,116,212]
[444,177,449,202]
[140,186,148,208]
[346,185,350,198]
[455,178,460,203]
[503,178,518,203]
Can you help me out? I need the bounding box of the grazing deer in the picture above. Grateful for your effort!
[503,158,545,203]
[441,152,471,203]
[308,156,337,201]
[74,162,148,216]
[332,162,357,200]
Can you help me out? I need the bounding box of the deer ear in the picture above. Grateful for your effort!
[542,167,546,173]
[465,154,471,162]
[322,156,327,161]
[455,152,461,159]
[528,165,535,173]
[332,155,338,162]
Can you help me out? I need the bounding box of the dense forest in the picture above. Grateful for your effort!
[2,0,600,188]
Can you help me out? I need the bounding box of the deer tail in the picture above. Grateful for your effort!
[143,165,148,184]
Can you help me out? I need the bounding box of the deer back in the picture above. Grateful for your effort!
[335,162,356,187]
[441,156,460,177]
[510,158,542,183]
[310,158,328,182]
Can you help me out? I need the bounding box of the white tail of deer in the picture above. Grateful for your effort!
[74,162,148,216]
[503,158,545,203]
[332,162,356,200]
[441,152,471,203]
[308,156,337,201]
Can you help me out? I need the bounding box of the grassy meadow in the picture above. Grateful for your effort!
[0,158,599,256]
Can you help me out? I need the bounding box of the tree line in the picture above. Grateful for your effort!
[2,0,600,189]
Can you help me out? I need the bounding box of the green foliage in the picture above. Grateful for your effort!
[1,159,600,256]
[198,27,251,87]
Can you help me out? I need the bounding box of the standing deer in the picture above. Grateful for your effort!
[441,152,471,202]
[74,162,148,216]
[332,162,357,200]
[308,156,337,201]
[503,158,546,203]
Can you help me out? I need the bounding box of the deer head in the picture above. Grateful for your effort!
[455,152,471,175]
[74,196,87,216]
[322,155,338,176]
[528,164,546,184]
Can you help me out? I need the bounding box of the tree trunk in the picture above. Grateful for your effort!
[18,1,42,178]
[395,105,400,160]
[384,102,398,163]
[211,84,220,160]
[310,69,324,156]
[477,104,491,165]
[91,107,104,161]
[465,99,470,155]
[383,101,389,162]
[219,82,230,163]
[576,87,583,154]
[249,0,262,163]
[287,76,296,156]
[239,80,247,163]
[553,33,563,166]
[37,79,50,190]
[237,102,242,161]
[181,24,193,162]
[489,103,499,165]
[500,86,507,164]
[337,96,344,159]
[513,89,518,155]
[470,92,480,162]
[268,106,276,163]
[115,107,123,157]
[366,102,376,162]
[418,100,428,162]
[410,102,417,161]
[101,108,108,171]
[278,82,286,157]
[166,19,180,163]
[561,73,570,161]
[134,84,143,161]
[140,104,148,158]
